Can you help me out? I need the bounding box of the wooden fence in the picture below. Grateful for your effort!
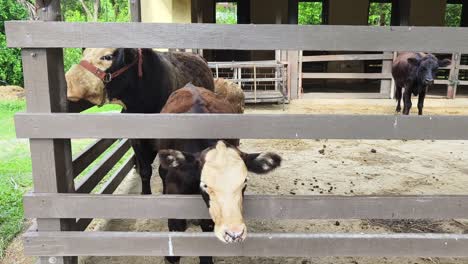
[6,8,468,264]
[298,52,465,99]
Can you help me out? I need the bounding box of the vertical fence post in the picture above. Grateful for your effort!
[288,50,300,99]
[298,50,303,96]
[26,1,77,264]
[447,52,461,99]
[129,0,141,22]
[380,52,393,98]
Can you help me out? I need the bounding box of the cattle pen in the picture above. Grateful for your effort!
[5,1,468,264]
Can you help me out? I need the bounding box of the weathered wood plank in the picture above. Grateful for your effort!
[302,73,392,79]
[75,139,130,193]
[74,154,135,231]
[72,139,117,178]
[225,78,282,82]
[208,60,280,68]
[244,91,285,103]
[434,80,450,85]
[98,154,134,195]
[380,52,393,97]
[15,113,468,140]
[302,53,394,62]
[288,50,300,99]
[23,231,468,257]
[23,194,468,220]
[448,53,461,99]
[25,1,77,263]
[129,0,141,22]
[21,48,77,264]
[6,22,468,52]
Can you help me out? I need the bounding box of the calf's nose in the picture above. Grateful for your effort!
[425,78,434,85]
[223,225,246,243]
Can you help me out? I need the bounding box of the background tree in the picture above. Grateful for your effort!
[298,2,322,25]
[216,2,237,24]
[368,3,391,26]
[0,0,130,86]
[445,4,462,27]
[0,0,30,86]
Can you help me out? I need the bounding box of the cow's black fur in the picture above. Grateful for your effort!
[103,48,215,195]
[158,139,217,264]
[392,52,451,115]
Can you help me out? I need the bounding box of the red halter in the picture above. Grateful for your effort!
[79,49,143,84]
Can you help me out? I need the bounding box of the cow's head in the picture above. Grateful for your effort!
[66,48,140,108]
[158,141,281,243]
[66,48,115,105]
[407,54,451,86]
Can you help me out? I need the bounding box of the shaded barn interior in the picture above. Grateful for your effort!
[141,0,468,99]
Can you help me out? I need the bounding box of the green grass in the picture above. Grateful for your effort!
[0,99,30,256]
[82,104,122,113]
[0,100,127,258]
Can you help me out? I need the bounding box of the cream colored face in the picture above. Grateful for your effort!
[199,141,248,243]
[158,140,282,244]
[65,48,116,105]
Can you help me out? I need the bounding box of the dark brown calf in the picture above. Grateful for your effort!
[392,52,451,115]
[157,84,281,264]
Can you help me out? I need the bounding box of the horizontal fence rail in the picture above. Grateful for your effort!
[72,139,117,177]
[14,113,468,140]
[75,139,130,193]
[75,154,135,231]
[208,60,281,68]
[23,194,468,220]
[302,73,392,79]
[301,53,394,62]
[23,231,468,257]
[5,22,468,53]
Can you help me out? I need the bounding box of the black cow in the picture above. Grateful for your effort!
[392,52,451,115]
[66,48,215,194]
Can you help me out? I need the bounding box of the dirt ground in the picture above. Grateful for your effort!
[0,86,25,100]
[4,98,468,264]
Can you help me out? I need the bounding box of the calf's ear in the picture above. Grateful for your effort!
[438,58,451,68]
[242,152,282,174]
[158,149,196,169]
[407,57,420,66]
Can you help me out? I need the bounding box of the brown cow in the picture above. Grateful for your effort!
[392,52,451,115]
[156,84,281,264]
[213,78,245,114]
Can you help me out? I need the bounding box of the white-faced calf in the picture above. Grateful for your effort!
[158,140,281,264]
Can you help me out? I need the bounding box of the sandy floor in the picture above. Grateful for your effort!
[4,98,468,264]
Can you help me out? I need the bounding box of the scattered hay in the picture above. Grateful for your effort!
[0,86,25,100]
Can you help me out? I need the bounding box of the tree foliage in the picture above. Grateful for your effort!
[298,2,322,25]
[0,0,29,86]
[368,3,391,26]
[446,4,462,27]
[216,2,237,24]
[0,0,130,86]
